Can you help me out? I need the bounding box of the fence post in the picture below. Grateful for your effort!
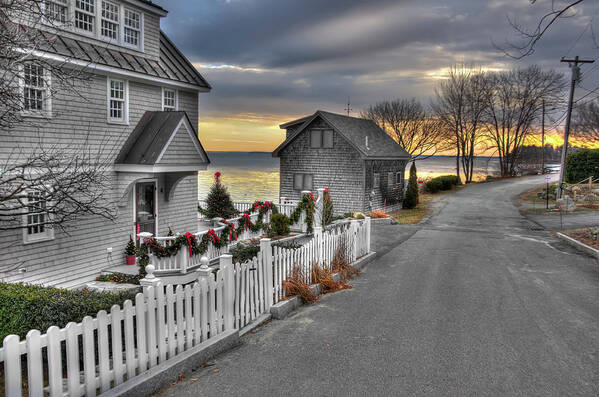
[365,216,371,254]
[350,219,358,262]
[3,335,21,397]
[219,254,235,331]
[315,188,325,228]
[314,226,323,265]
[196,256,211,283]
[140,265,161,292]
[260,238,273,310]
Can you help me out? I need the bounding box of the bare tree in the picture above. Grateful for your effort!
[483,66,565,176]
[0,1,116,232]
[500,0,586,59]
[572,100,599,140]
[432,66,488,183]
[362,98,445,159]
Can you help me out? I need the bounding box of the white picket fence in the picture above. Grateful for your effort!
[0,260,237,397]
[0,218,370,397]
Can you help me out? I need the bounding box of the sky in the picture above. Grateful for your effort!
[154,0,599,152]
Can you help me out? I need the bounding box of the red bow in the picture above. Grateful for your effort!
[207,229,220,244]
[325,188,329,193]
[184,232,194,257]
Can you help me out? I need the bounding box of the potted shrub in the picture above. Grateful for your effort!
[125,236,136,266]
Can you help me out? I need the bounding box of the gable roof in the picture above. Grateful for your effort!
[115,111,210,172]
[273,110,411,160]
[31,29,210,91]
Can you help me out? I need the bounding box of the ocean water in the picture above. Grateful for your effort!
[198,152,502,202]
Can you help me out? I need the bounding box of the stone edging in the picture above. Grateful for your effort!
[111,330,239,396]
[270,251,377,320]
[556,232,599,259]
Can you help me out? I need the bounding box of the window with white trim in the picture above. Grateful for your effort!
[75,0,95,33]
[293,174,313,191]
[124,8,141,47]
[162,88,177,111]
[108,78,127,123]
[23,63,49,113]
[101,0,119,40]
[23,191,54,243]
[44,0,68,23]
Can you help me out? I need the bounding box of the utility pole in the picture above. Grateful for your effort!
[541,99,545,175]
[557,56,594,199]
[344,97,353,116]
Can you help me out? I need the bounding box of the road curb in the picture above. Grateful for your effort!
[556,232,599,259]
[111,330,239,397]
[270,251,377,320]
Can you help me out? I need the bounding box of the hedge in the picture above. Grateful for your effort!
[565,149,599,183]
[424,175,459,193]
[0,282,137,340]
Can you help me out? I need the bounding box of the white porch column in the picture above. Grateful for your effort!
[315,188,325,228]
[140,265,161,293]
[350,219,358,262]
[365,216,371,254]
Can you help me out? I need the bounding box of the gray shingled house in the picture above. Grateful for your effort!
[273,110,411,215]
[0,1,210,287]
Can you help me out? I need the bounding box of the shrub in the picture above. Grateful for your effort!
[124,236,136,256]
[96,273,141,285]
[282,267,317,303]
[565,149,599,183]
[368,210,388,218]
[353,212,365,219]
[0,283,137,340]
[269,213,291,237]
[229,242,260,263]
[424,178,443,193]
[404,162,419,208]
[322,189,334,226]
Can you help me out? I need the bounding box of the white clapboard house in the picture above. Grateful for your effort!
[0,1,211,287]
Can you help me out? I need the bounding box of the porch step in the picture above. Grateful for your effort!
[101,264,141,276]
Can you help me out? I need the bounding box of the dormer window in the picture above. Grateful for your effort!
[75,0,95,33]
[124,8,141,47]
[45,0,68,23]
[101,0,119,40]
[310,129,333,148]
[43,0,144,52]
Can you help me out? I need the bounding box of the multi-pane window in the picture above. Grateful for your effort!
[101,1,119,40]
[23,64,46,112]
[44,0,68,23]
[26,192,47,236]
[309,129,333,148]
[124,9,141,47]
[108,78,126,121]
[163,89,176,111]
[396,172,402,186]
[293,174,313,191]
[75,0,95,32]
[388,172,395,186]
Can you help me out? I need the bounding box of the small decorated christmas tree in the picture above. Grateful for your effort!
[199,172,238,219]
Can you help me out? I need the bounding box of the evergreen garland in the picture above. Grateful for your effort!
[322,188,334,227]
[289,192,316,233]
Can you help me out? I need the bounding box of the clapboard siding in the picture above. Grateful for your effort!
[0,69,204,287]
[279,118,365,215]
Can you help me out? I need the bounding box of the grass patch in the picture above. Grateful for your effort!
[390,187,460,224]
[518,182,558,205]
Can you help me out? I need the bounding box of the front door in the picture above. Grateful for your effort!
[135,181,157,238]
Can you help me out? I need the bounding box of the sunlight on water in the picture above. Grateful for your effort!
[198,153,504,202]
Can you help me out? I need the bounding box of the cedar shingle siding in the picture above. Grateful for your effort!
[275,111,410,215]
[0,2,210,287]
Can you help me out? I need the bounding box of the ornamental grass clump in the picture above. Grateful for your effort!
[331,241,360,281]
[311,263,351,293]
[282,266,318,303]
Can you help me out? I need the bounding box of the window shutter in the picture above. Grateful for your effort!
[304,174,314,190]
[310,130,322,148]
[294,174,303,190]
[323,130,333,148]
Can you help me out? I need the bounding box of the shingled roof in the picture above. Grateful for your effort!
[273,110,411,160]
[33,29,210,90]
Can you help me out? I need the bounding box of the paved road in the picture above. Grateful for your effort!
[161,176,599,396]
